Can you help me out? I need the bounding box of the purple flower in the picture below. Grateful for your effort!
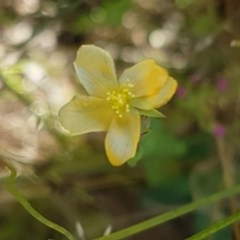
[213,123,226,138]
[190,74,201,84]
[176,86,187,98]
[216,78,229,92]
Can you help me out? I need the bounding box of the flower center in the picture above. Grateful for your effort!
[106,81,134,118]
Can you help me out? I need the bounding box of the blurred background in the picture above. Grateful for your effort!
[0,0,240,239]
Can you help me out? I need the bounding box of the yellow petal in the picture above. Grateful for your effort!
[74,45,118,97]
[59,95,113,135]
[105,112,140,166]
[130,77,178,109]
[119,60,168,97]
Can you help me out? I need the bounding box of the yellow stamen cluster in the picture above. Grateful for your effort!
[106,81,134,118]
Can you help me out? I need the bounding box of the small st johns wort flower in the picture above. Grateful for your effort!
[59,45,177,166]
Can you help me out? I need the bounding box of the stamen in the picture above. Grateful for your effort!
[106,82,134,118]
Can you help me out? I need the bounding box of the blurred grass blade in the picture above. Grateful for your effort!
[186,210,240,240]
[95,184,240,240]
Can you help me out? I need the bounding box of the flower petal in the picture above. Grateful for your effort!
[119,60,168,97]
[130,77,178,109]
[59,95,113,135]
[105,112,140,166]
[74,45,118,97]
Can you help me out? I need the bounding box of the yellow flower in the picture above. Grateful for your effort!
[59,45,177,166]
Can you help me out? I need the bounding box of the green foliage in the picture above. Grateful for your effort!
[140,120,186,184]
[101,0,132,26]
[0,0,240,239]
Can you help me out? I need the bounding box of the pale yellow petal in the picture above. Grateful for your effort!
[59,95,113,135]
[119,60,168,97]
[130,77,177,110]
[105,112,140,166]
[74,45,118,97]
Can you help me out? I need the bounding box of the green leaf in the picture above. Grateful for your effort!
[138,109,166,118]
[128,126,152,167]
[127,147,143,167]
[140,116,151,135]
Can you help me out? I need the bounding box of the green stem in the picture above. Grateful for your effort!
[6,164,75,240]
[186,211,240,240]
[95,184,240,240]
[0,72,67,147]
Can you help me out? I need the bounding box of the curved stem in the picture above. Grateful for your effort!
[5,164,75,240]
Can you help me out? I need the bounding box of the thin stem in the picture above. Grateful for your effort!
[0,72,67,147]
[217,137,240,239]
[186,210,240,240]
[95,184,240,240]
[5,164,75,240]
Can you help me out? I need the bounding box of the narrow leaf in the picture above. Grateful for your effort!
[138,109,166,118]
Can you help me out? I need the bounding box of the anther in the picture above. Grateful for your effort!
[106,82,134,118]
